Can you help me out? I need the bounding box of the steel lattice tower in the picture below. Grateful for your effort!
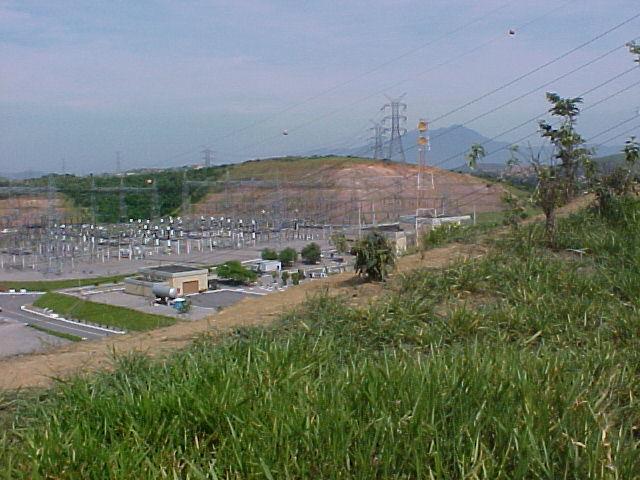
[381,94,407,162]
[202,147,214,168]
[369,120,385,160]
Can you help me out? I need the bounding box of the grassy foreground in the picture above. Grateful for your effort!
[33,292,175,332]
[1,199,640,478]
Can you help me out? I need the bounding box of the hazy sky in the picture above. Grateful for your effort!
[1,0,639,174]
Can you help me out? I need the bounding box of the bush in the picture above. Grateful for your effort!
[215,261,257,284]
[331,233,348,253]
[261,248,278,260]
[291,272,300,285]
[281,271,290,286]
[279,247,297,267]
[301,242,321,264]
[351,231,395,281]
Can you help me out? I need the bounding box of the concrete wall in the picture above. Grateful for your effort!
[168,273,208,295]
[124,277,156,297]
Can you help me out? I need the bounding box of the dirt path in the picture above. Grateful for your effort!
[0,243,483,391]
[0,197,590,391]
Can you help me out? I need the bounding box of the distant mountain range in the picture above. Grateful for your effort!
[2,170,48,180]
[307,125,624,170]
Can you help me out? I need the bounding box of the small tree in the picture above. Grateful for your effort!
[501,191,528,228]
[216,261,257,285]
[291,272,300,285]
[466,143,486,170]
[331,233,348,254]
[510,93,591,246]
[278,247,297,267]
[261,248,278,260]
[351,231,395,282]
[281,271,290,285]
[590,137,640,216]
[538,93,591,199]
[301,242,321,264]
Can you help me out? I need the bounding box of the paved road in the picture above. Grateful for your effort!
[0,294,114,341]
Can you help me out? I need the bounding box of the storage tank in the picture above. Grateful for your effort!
[152,284,178,299]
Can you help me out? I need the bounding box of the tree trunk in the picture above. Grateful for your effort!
[544,208,556,248]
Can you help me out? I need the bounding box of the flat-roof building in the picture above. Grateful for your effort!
[135,264,208,295]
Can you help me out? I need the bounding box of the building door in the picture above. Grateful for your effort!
[182,280,199,295]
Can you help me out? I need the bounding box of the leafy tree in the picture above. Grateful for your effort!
[261,248,278,260]
[331,233,348,254]
[627,41,640,63]
[278,247,297,267]
[281,271,290,285]
[510,93,591,246]
[538,93,591,198]
[590,137,640,216]
[351,231,395,282]
[291,272,300,285]
[466,143,486,170]
[215,261,257,285]
[301,242,321,264]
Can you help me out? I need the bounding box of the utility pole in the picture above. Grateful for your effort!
[202,147,214,168]
[369,120,385,160]
[381,94,407,162]
[182,170,190,218]
[90,174,96,225]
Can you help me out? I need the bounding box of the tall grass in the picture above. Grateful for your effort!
[1,199,639,478]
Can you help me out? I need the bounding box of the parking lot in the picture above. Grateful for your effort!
[0,293,119,358]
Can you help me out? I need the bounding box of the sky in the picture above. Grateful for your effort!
[1,0,639,174]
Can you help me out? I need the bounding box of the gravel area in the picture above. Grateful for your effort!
[0,317,70,358]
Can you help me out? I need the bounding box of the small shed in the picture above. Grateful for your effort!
[138,264,208,295]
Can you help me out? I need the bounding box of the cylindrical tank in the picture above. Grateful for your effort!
[152,284,177,299]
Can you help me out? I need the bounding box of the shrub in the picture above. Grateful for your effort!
[281,271,290,285]
[351,231,395,281]
[301,242,321,264]
[331,233,348,253]
[215,261,257,284]
[279,247,297,267]
[261,248,278,260]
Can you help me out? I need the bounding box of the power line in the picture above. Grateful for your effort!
[429,40,636,144]
[408,68,640,167]
[429,12,640,125]
[155,1,522,165]
[187,0,578,162]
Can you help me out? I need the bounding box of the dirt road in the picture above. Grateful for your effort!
[0,242,480,391]
[0,197,588,391]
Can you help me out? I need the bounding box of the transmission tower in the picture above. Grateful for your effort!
[90,174,96,224]
[182,170,191,218]
[119,176,127,223]
[202,147,214,168]
[381,94,407,162]
[116,151,122,175]
[46,175,56,228]
[369,120,385,160]
[151,180,160,219]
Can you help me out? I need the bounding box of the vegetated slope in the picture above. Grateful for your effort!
[2,198,639,478]
[195,156,505,224]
